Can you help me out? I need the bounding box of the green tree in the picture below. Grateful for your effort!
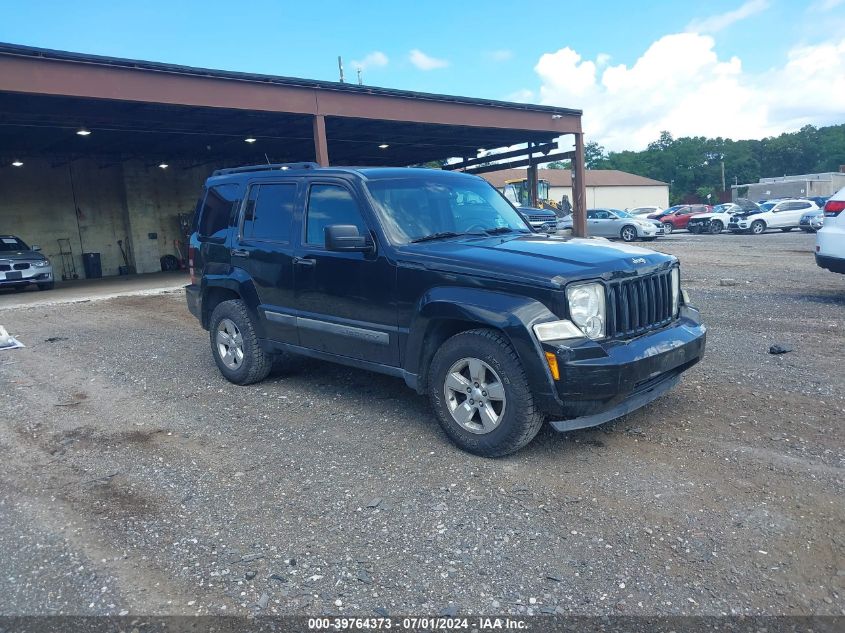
[584,141,607,169]
[593,124,844,202]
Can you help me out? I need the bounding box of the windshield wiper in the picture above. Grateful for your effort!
[409,231,484,243]
[483,226,522,235]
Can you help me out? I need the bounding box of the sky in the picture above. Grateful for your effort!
[1,0,843,152]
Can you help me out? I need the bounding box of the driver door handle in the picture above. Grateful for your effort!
[293,256,316,267]
[231,248,250,258]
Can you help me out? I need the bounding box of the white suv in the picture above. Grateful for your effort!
[816,187,845,274]
[728,199,819,234]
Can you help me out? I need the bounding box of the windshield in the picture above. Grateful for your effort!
[0,236,29,251]
[614,210,634,218]
[366,176,531,244]
[759,202,776,212]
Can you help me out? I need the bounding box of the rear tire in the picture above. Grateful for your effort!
[209,299,272,385]
[750,220,766,235]
[428,329,545,457]
[662,222,674,234]
[710,220,724,234]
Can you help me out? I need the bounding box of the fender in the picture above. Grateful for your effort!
[200,268,264,336]
[404,286,562,409]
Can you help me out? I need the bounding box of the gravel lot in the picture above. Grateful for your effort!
[1,231,843,617]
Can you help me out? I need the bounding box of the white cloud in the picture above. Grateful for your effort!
[486,49,513,61]
[409,49,449,70]
[530,33,845,151]
[686,0,769,33]
[351,51,388,70]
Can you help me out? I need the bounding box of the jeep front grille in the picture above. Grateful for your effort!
[606,270,675,338]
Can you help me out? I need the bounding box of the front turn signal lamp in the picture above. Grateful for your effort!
[544,351,560,381]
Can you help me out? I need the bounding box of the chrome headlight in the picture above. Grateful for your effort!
[33,259,50,267]
[671,268,680,316]
[566,282,606,339]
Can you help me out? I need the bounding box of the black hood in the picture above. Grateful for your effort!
[399,234,674,288]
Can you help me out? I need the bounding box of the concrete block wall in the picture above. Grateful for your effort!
[1,158,214,279]
[0,158,129,279]
[122,161,210,274]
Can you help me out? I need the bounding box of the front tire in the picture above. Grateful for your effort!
[428,329,545,457]
[750,220,766,235]
[620,225,638,242]
[662,222,674,234]
[710,220,724,234]
[209,299,272,385]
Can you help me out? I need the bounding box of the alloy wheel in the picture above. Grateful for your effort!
[216,318,245,370]
[443,357,506,434]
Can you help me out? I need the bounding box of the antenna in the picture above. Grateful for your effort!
[357,68,363,85]
[337,56,345,83]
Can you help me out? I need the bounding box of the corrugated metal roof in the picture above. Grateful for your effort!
[482,168,667,188]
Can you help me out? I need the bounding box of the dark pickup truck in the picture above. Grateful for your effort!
[186,163,706,456]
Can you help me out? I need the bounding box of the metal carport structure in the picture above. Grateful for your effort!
[0,43,588,277]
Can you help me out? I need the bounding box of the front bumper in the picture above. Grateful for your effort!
[542,305,706,431]
[728,221,749,231]
[0,264,53,287]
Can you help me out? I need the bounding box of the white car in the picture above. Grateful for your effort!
[816,187,845,274]
[728,199,819,235]
[687,200,761,234]
[629,205,663,216]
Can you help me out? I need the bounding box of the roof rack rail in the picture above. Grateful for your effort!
[212,162,320,176]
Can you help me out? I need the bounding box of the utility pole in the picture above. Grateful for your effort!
[357,68,362,85]
[337,56,345,83]
[721,160,726,192]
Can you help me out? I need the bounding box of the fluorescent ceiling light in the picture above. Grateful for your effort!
[378,143,389,149]
[245,137,257,143]
[11,160,23,167]
[158,163,169,169]
[76,128,91,136]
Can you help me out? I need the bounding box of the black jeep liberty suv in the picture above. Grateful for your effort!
[186,163,706,456]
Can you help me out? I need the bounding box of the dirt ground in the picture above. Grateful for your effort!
[0,231,843,617]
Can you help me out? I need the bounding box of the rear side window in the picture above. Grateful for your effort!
[242,183,297,242]
[305,184,367,246]
[199,184,240,239]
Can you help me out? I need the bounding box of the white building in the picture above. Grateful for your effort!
[732,168,845,202]
[483,168,669,209]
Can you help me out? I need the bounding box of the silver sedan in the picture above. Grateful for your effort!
[586,208,663,242]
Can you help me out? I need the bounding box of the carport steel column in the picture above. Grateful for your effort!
[572,133,588,237]
[313,114,329,166]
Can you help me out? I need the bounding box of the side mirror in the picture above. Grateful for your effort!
[31,245,41,251]
[325,224,372,252]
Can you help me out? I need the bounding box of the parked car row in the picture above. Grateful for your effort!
[514,196,825,242]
